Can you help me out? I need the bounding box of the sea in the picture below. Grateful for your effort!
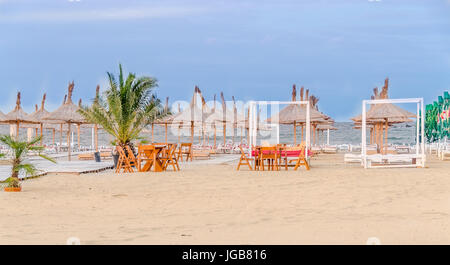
[0,122,419,148]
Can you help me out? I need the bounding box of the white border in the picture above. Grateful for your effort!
[361,98,425,168]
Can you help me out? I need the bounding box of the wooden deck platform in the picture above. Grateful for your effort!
[0,160,114,181]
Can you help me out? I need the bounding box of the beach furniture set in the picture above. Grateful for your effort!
[237,143,310,171]
[115,143,181,173]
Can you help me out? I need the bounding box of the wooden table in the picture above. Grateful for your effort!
[138,144,167,172]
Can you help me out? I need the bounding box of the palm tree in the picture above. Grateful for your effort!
[0,135,55,188]
[78,64,165,150]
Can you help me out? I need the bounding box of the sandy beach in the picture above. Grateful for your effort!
[1,154,449,245]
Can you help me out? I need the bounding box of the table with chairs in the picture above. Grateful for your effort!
[115,143,181,173]
[237,143,310,171]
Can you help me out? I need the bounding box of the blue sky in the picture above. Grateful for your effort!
[1,0,449,121]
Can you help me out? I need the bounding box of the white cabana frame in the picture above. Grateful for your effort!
[248,100,311,160]
[361,98,425,169]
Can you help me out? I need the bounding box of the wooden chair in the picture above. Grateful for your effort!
[236,146,253,171]
[161,144,180,171]
[259,146,279,171]
[125,145,138,169]
[137,144,155,172]
[293,144,310,171]
[115,146,134,173]
[276,145,289,170]
[178,143,192,162]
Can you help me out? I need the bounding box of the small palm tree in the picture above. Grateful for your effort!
[79,64,166,150]
[0,135,55,188]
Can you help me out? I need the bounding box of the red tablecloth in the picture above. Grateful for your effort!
[251,150,312,157]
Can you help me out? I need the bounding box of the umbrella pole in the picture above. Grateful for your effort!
[247,127,250,147]
[223,122,226,146]
[385,120,388,154]
[240,126,243,145]
[151,123,154,143]
[301,125,304,143]
[94,124,98,152]
[293,121,297,145]
[15,121,20,140]
[77,124,80,150]
[40,123,43,146]
[214,125,217,148]
[59,124,63,150]
[52,129,55,146]
[165,123,168,144]
[190,121,194,144]
[67,123,71,161]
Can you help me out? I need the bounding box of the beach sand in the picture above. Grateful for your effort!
[0,154,449,245]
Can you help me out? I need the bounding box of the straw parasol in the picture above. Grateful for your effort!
[43,81,87,161]
[3,92,38,140]
[0,110,7,123]
[266,85,328,144]
[170,86,209,144]
[316,122,337,145]
[27,93,64,145]
[351,78,416,153]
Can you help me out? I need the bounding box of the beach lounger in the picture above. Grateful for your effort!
[344,153,361,164]
[322,145,337,154]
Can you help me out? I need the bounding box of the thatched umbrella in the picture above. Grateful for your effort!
[316,122,337,145]
[169,86,207,144]
[351,78,416,154]
[43,81,87,161]
[27,93,64,146]
[3,92,38,140]
[266,85,327,145]
[205,92,239,146]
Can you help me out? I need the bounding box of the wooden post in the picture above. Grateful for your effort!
[214,124,217,147]
[293,121,297,145]
[77,124,81,150]
[165,123,168,143]
[301,125,304,143]
[151,123,154,143]
[94,124,98,152]
[16,121,19,140]
[190,121,194,144]
[223,122,226,145]
[59,124,63,149]
[40,123,43,145]
[67,123,71,161]
[52,128,55,146]
[384,119,388,154]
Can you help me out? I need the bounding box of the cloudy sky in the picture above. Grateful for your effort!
[1,0,449,120]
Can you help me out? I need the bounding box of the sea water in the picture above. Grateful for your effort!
[0,122,418,148]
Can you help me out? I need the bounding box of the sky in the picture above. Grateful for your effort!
[0,0,449,121]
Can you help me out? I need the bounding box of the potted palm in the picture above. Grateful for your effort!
[0,135,56,192]
[79,64,166,167]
